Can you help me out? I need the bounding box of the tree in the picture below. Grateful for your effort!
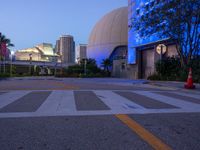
[0,33,14,73]
[79,58,98,73]
[80,58,97,66]
[101,58,112,72]
[0,33,14,60]
[132,0,200,67]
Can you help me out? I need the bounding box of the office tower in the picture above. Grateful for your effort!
[60,35,75,63]
[55,39,60,55]
[76,44,87,63]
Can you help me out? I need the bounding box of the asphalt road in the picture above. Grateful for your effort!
[0,77,200,150]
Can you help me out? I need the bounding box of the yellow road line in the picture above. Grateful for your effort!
[115,114,172,150]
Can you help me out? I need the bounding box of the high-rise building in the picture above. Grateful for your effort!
[55,39,60,55]
[76,44,87,63]
[60,35,75,64]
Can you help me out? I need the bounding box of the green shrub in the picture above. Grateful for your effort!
[0,73,10,78]
[149,57,200,83]
[57,58,111,78]
[147,74,162,80]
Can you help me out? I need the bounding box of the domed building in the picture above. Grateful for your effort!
[87,7,128,65]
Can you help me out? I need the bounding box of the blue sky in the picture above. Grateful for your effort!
[0,0,127,50]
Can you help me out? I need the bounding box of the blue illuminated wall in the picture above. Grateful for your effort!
[128,0,160,64]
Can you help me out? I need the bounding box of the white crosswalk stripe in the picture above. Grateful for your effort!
[0,90,199,118]
[56,90,76,113]
[172,91,200,100]
[0,91,31,109]
[133,91,200,110]
[37,91,76,113]
[94,90,146,111]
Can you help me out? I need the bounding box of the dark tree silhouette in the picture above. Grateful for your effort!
[0,33,14,60]
[101,58,112,72]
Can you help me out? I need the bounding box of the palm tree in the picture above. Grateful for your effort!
[0,33,14,73]
[0,34,14,46]
[0,33,14,58]
[101,58,112,72]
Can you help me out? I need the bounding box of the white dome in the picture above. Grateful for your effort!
[87,7,128,65]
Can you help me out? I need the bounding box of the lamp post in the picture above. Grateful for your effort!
[54,56,58,76]
[84,59,87,76]
[10,51,14,77]
[61,56,63,75]
[29,53,32,76]
[156,44,167,76]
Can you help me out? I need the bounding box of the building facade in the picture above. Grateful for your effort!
[59,35,75,64]
[76,44,87,63]
[112,0,179,79]
[15,43,58,62]
[55,39,60,55]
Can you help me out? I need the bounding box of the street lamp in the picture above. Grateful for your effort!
[156,44,167,75]
[84,59,87,76]
[156,44,167,60]
[29,53,32,76]
[10,51,14,77]
[54,56,58,76]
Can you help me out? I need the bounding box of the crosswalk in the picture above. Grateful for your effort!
[0,90,199,118]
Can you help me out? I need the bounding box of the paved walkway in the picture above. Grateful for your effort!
[148,80,200,91]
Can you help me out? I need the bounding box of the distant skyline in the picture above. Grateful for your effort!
[0,0,127,51]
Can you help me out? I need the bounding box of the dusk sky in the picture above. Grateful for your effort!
[0,0,127,51]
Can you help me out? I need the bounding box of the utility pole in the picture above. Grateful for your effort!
[160,45,163,76]
[84,59,87,76]
[160,45,163,60]
[3,56,5,74]
[54,56,57,76]
[29,53,32,76]
[10,51,14,77]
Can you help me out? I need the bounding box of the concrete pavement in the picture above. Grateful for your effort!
[0,77,200,150]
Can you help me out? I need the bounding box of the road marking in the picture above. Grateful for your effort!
[0,90,200,118]
[37,91,76,113]
[173,91,200,100]
[0,91,31,109]
[57,91,76,112]
[0,91,51,112]
[94,90,146,110]
[115,114,172,150]
[37,91,63,113]
[116,91,176,109]
[133,91,200,109]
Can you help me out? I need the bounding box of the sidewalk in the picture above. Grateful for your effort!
[147,80,200,93]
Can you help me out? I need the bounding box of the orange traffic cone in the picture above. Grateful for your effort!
[184,68,195,89]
